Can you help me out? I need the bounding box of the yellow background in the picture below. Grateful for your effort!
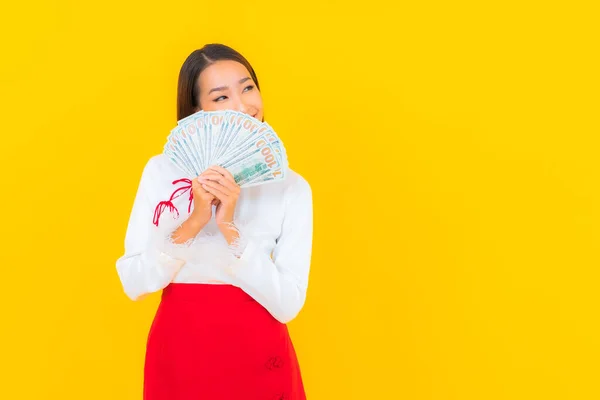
[1,1,598,399]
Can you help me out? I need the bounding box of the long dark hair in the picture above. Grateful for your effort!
[177,43,261,121]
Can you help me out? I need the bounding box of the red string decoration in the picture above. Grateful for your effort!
[153,178,194,227]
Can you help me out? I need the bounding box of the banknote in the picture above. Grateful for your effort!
[164,110,289,188]
[225,141,282,186]
[215,112,262,162]
[165,127,197,175]
[178,114,207,171]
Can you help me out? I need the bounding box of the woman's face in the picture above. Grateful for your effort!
[196,60,264,121]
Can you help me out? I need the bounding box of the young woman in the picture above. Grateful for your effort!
[116,43,313,400]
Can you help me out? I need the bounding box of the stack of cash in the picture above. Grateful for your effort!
[163,110,288,187]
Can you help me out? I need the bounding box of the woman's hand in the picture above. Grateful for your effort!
[170,171,217,244]
[197,165,241,229]
[189,170,218,227]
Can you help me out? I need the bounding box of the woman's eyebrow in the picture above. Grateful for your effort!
[208,77,252,95]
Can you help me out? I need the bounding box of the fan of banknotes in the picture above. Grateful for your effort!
[163,110,288,188]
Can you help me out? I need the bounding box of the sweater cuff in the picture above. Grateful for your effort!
[224,237,261,277]
[156,249,186,271]
[147,218,221,265]
[222,219,266,277]
[220,220,251,258]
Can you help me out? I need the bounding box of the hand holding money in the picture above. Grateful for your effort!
[197,165,241,228]
[154,110,289,228]
[163,110,289,187]
[189,170,218,226]
[167,169,216,243]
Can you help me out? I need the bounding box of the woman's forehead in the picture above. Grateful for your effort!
[200,60,249,84]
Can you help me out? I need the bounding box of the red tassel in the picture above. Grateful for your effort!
[153,178,194,226]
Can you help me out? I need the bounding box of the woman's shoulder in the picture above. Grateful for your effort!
[145,153,173,170]
[275,168,312,208]
[283,168,311,193]
[142,154,188,178]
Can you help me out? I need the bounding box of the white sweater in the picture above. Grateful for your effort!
[115,154,313,324]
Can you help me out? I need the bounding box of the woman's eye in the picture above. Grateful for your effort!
[214,96,227,102]
[243,85,254,92]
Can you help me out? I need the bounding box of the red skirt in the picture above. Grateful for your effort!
[144,283,306,400]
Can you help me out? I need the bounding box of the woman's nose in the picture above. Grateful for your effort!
[234,99,248,114]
